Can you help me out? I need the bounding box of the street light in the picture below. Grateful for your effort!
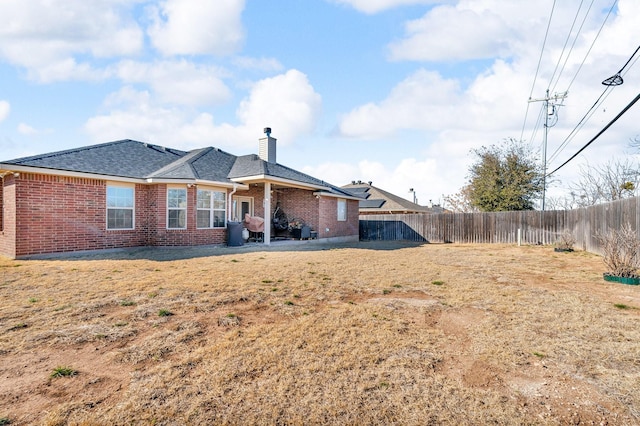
[602,73,623,86]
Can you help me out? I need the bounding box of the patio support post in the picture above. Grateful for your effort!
[263,182,271,245]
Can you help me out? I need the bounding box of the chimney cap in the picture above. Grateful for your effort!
[264,127,272,135]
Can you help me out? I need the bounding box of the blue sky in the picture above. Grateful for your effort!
[1,0,639,207]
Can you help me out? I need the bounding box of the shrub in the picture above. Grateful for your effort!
[50,366,77,378]
[596,224,640,278]
[555,229,576,251]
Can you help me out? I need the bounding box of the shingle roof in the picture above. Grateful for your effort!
[1,139,354,197]
[342,182,435,213]
[2,140,186,179]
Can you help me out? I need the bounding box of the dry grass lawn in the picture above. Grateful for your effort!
[1,241,639,425]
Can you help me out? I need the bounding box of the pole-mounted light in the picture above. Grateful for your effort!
[602,73,623,86]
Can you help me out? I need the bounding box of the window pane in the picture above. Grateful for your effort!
[168,189,187,208]
[213,191,226,209]
[337,199,347,221]
[197,210,211,228]
[107,186,133,208]
[197,190,211,209]
[107,208,133,229]
[213,211,226,228]
[168,210,187,229]
[168,210,186,229]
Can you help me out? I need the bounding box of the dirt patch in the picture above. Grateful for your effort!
[0,242,639,424]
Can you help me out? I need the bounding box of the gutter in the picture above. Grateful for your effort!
[228,183,238,221]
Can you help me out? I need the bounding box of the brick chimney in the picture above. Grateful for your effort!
[258,127,276,163]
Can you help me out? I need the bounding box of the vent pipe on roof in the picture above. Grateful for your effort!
[259,127,276,163]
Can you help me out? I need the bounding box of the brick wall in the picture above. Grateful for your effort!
[0,175,16,258]
[150,185,226,247]
[1,174,228,258]
[11,174,148,256]
[0,176,4,232]
[0,173,359,258]
[273,188,319,231]
[317,196,359,239]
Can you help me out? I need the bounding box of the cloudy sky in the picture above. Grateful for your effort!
[1,0,639,207]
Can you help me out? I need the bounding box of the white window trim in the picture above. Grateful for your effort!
[167,187,187,230]
[196,188,227,229]
[106,183,135,230]
[337,198,347,222]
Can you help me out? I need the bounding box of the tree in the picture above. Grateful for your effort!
[465,139,544,212]
[566,159,639,207]
[443,185,479,213]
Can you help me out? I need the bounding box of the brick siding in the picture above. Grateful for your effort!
[0,175,16,258]
[0,173,359,258]
[0,174,226,258]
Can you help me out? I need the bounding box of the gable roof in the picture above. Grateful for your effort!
[0,139,356,198]
[342,181,438,213]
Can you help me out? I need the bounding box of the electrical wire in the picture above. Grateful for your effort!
[564,0,618,94]
[550,0,595,94]
[547,45,640,165]
[546,86,613,164]
[527,102,546,149]
[547,0,585,93]
[547,91,640,177]
[519,0,556,142]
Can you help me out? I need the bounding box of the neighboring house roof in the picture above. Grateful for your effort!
[342,181,445,214]
[0,139,357,199]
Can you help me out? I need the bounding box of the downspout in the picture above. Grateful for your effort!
[228,183,238,221]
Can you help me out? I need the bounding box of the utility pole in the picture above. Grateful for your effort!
[528,90,568,211]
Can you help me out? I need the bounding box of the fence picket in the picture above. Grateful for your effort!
[359,196,640,255]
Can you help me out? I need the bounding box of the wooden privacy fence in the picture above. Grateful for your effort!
[359,196,640,255]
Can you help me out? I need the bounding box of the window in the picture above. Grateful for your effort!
[337,198,347,221]
[107,185,134,230]
[167,188,187,229]
[197,189,226,228]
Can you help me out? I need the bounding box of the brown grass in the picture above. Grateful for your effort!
[1,241,639,425]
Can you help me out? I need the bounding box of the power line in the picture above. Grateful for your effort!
[547,0,585,93]
[564,0,618,94]
[547,43,640,165]
[550,0,595,94]
[528,90,568,210]
[519,0,556,142]
[547,91,640,177]
[546,86,613,165]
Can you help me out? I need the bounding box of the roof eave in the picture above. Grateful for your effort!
[0,164,145,183]
[313,191,362,201]
[231,174,327,191]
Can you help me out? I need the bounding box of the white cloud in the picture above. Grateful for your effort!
[338,69,462,139]
[232,70,322,145]
[147,0,245,56]
[84,70,322,151]
[388,5,513,61]
[329,0,448,14]
[17,123,37,135]
[115,60,231,106]
[303,154,461,207]
[233,57,284,72]
[0,0,144,82]
[385,1,616,63]
[0,101,9,122]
